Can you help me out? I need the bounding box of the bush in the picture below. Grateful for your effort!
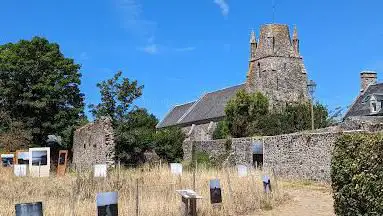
[153,127,185,163]
[331,133,383,215]
[212,121,230,140]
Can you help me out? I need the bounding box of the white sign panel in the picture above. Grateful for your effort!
[14,164,27,177]
[170,163,182,176]
[94,164,107,177]
[29,147,50,177]
[237,165,248,177]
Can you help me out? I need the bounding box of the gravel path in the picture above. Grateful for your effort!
[260,186,335,216]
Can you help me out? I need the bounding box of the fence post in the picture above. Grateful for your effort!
[136,178,139,216]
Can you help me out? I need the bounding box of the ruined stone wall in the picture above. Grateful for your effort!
[182,121,217,141]
[72,117,115,171]
[183,129,366,181]
[183,139,227,162]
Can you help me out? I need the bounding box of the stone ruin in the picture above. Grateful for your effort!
[72,117,115,171]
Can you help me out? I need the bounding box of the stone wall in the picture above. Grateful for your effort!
[182,121,217,141]
[183,139,227,162]
[183,129,366,181]
[72,117,115,171]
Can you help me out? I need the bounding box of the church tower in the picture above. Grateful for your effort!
[246,24,309,108]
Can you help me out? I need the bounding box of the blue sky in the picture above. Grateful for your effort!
[1,0,383,120]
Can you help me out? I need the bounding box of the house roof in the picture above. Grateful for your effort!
[157,84,245,128]
[344,83,383,118]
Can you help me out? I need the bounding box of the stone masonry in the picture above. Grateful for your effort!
[72,117,115,171]
[182,121,217,141]
[183,129,367,182]
[247,24,309,109]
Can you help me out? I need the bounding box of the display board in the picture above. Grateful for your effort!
[94,164,107,177]
[14,164,27,177]
[16,150,30,165]
[237,165,248,177]
[170,163,182,176]
[209,179,222,204]
[29,147,50,177]
[56,150,68,176]
[96,192,118,216]
[1,153,15,167]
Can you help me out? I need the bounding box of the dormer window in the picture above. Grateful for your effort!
[369,95,381,114]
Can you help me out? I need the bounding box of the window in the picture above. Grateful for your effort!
[372,102,377,112]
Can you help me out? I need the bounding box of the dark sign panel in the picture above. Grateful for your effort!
[209,179,222,204]
[97,192,118,216]
[263,176,272,193]
[15,202,43,216]
[1,154,14,167]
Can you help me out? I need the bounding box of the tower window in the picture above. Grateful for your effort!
[258,63,261,78]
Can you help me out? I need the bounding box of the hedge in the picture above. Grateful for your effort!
[331,133,383,215]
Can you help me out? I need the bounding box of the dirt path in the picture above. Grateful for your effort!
[260,186,335,216]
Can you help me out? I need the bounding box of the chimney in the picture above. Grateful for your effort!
[360,71,377,93]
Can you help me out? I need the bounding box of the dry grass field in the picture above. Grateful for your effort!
[0,165,333,216]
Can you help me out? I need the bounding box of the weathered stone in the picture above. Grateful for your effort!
[72,117,115,171]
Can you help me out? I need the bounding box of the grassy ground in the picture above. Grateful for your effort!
[0,165,325,216]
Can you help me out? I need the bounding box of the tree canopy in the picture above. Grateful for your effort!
[217,90,330,138]
[90,71,184,165]
[0,37,85,148]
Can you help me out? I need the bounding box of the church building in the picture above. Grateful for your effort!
[157,24,310,141]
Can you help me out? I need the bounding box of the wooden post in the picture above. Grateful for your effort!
[190,199,197,216]
[117,160,121,190]
[38,161,41,177]
[225,167,233,212]
[136,178,139,216]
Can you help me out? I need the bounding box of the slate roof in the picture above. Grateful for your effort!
[156,101,195,128]
[344,83,383,118]
[157,84,245,128]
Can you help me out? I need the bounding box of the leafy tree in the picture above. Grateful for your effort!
[0,37,85,148]
[90,72,157,165]
[89,71,143,122]
[114,108,158,165]
[212,121,230,140]
[225,89,269,137]
[223,90,330,138]
[154,127,186,163]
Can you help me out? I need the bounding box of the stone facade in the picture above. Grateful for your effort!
[183,128,371,182]
[247,24,309,109]
[182,121,217,141]
[72,117,115,171]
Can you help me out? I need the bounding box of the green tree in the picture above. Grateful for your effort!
[154,127,186,163]
[225,89,269,137]
[115,108,158,165]
[89,71,143,122]
[90,72,157,165]
[224,90,329,138]
[212,121,230,140]
[0,37,85,148]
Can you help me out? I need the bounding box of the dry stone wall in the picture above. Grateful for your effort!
[183,129,367,181]
[72,117,115,171]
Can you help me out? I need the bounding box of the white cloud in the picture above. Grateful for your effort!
[138,44,159,55]
[117,0,156,39]
[214,0,229,17]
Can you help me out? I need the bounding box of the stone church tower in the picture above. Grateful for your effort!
[246,24,309,108]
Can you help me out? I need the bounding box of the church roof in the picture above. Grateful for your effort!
[344,83,383,118]
[157,84,245,128]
